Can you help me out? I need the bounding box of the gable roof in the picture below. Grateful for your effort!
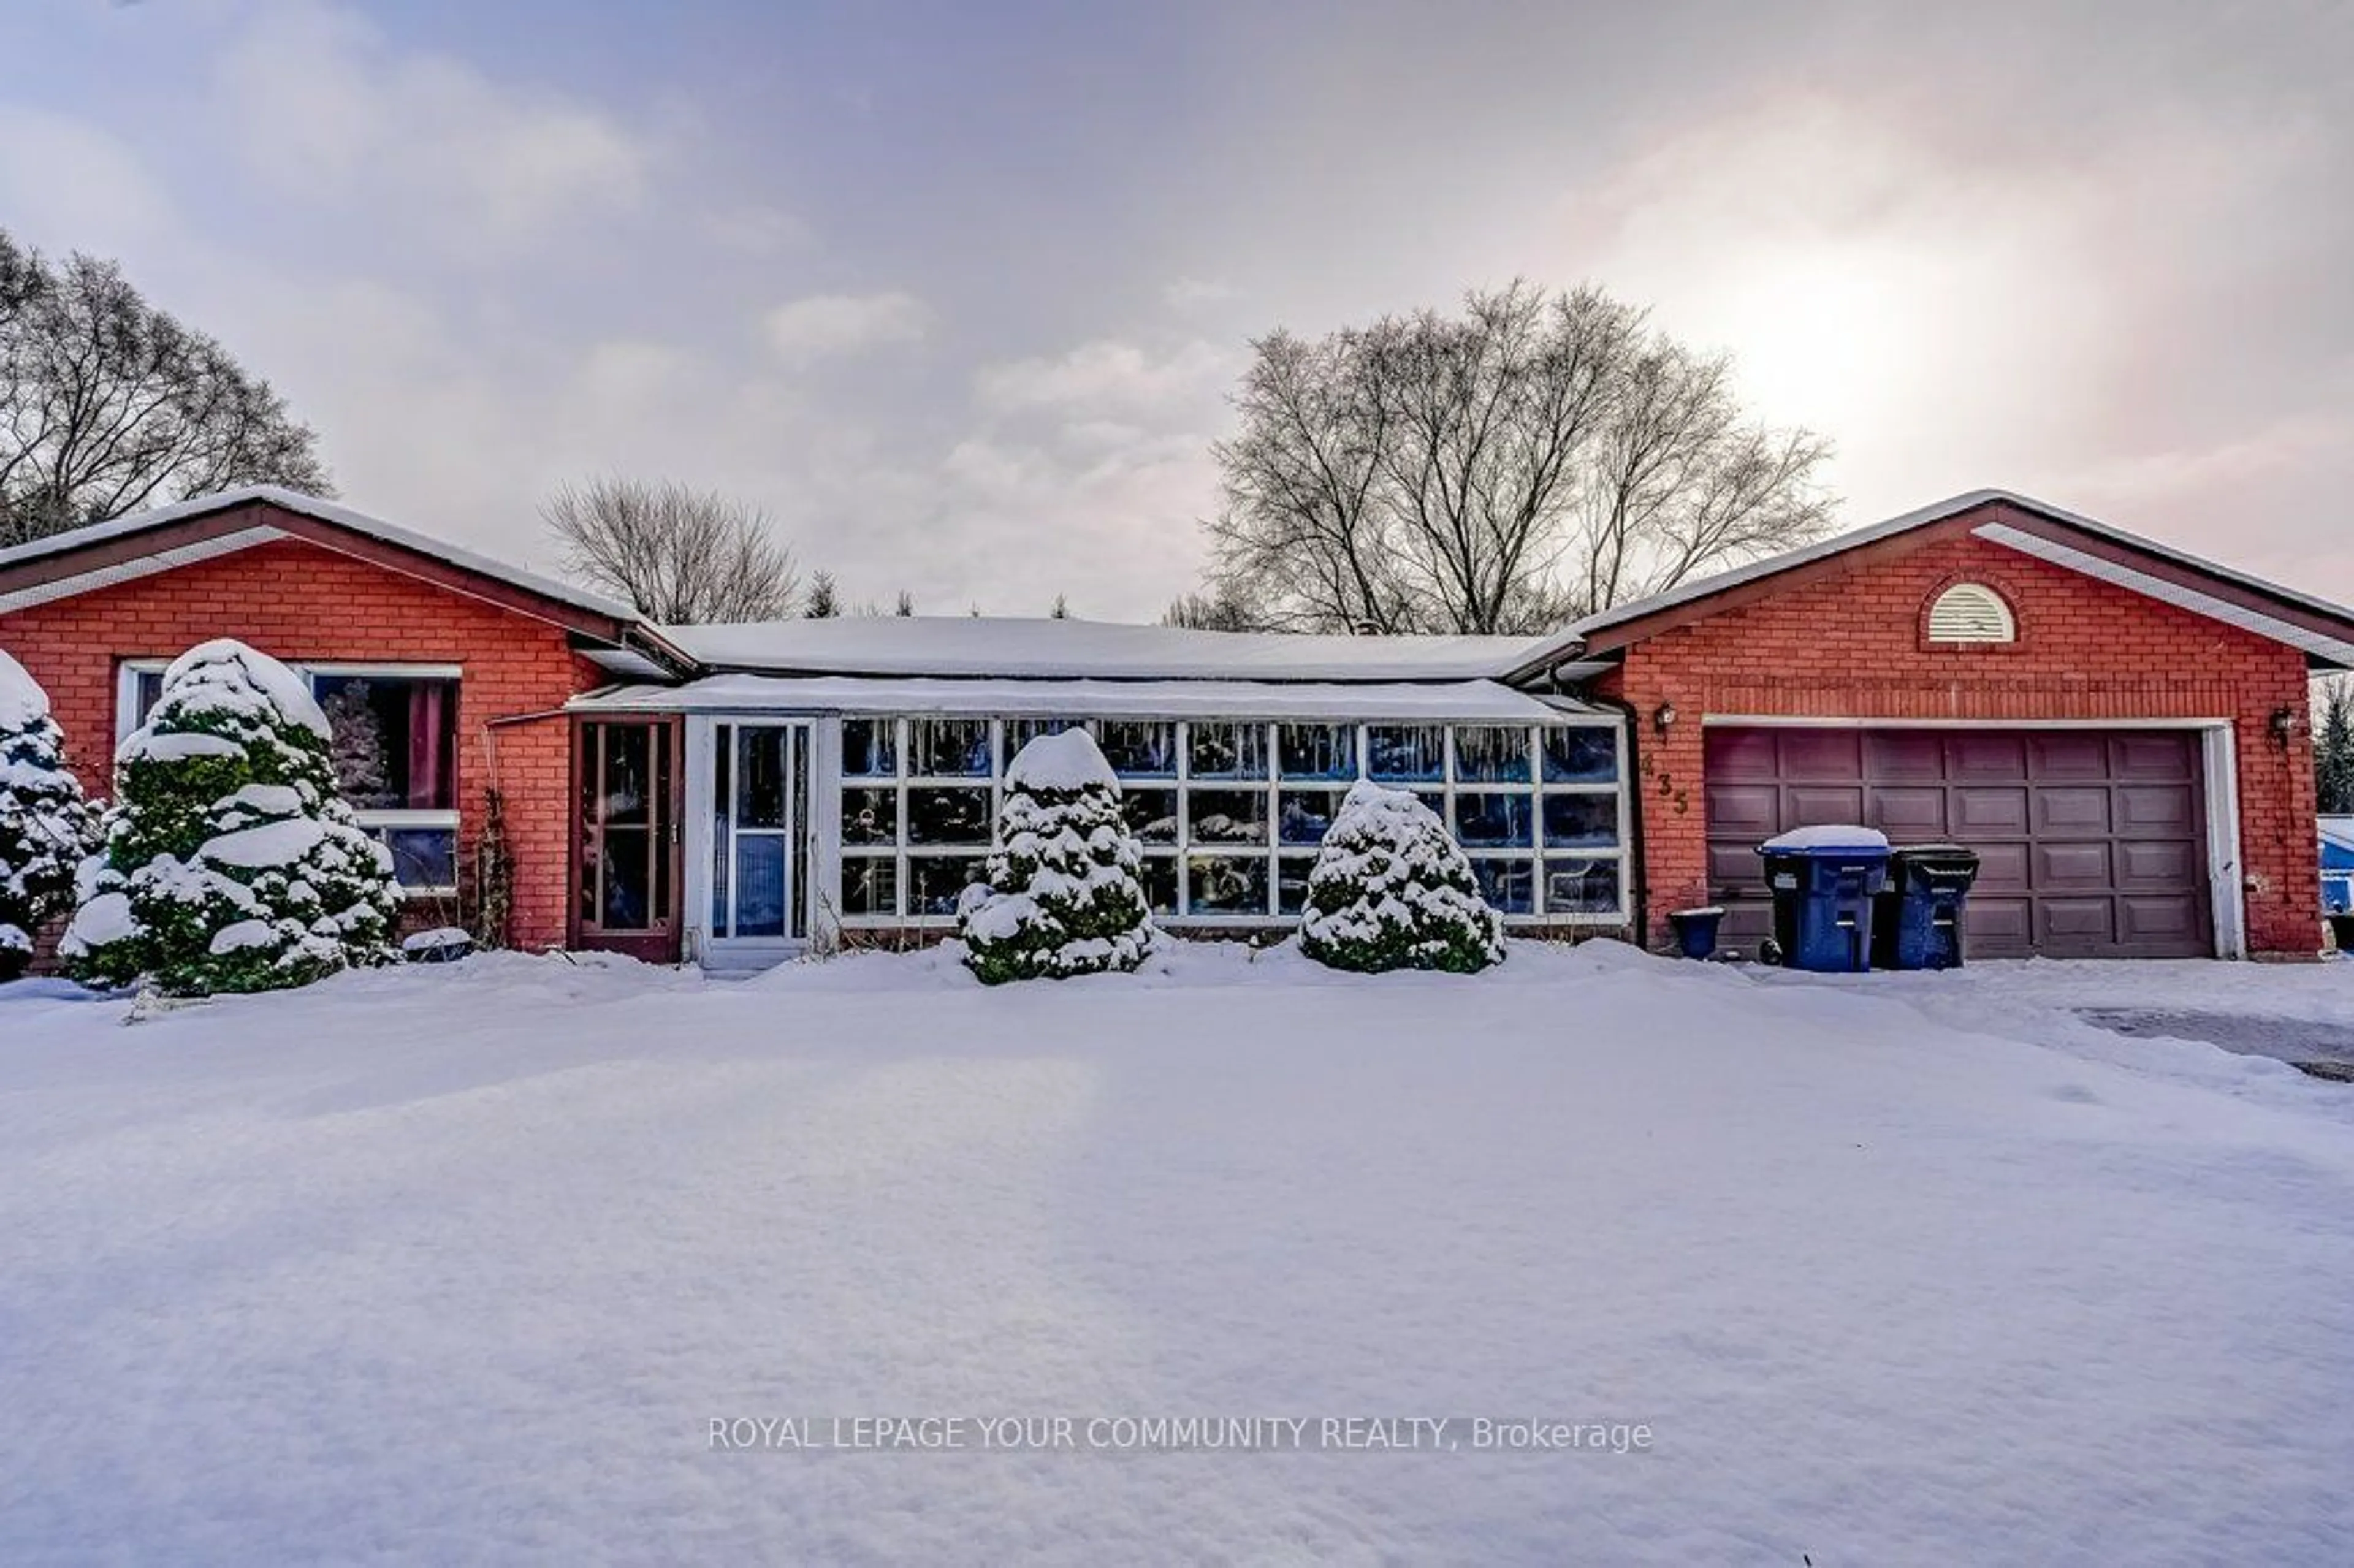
[0,485,692,668]
[665,615,1548,683]
[1506,488,2354,680]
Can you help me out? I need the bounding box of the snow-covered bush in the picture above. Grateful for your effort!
[1299,782,1505,975]
[63,640,402,995]
[958,728,1156,984]
[0,648,98,980]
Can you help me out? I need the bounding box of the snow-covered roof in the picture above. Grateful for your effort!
[1506,487,2354,677]
[0,485,638,625]
[661,617,1550,683]
[569,674,1604,723]
[2320,816,2354,855]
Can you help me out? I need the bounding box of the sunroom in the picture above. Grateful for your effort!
[566,672,1628,970]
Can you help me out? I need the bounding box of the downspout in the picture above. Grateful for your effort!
[1552,661,1649,950]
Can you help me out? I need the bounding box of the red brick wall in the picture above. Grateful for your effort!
[1599,509,2321,957]
[0,535,596,950]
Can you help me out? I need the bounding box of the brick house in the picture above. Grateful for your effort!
[2,485,2348,965]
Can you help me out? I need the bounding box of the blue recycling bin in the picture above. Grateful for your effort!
[1757,834,1891,972]
[1872,844,1981,970]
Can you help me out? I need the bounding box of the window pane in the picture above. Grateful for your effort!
[596,723,653,825]
[1453,726,1531,783]
[842,718,897,778]
[1189,788,1267,845]
[910,718,991,777]
[1277,790,1344,846]
[1139,854,1178,916]
[733,836,788,937]
[1278,723,1355,780]
[790,734,810,941]
[1368,725,1444,782]
[1542,726,1618,785]
[130,669,166,731]
[311,674,457,810]
[1189,721,1267,779]
[736,727,788,829]
[1002,718,1081,769]
[711,727,733,934]
[908,855,984,917]
[379,827,457,891]
[840,856,897,917]
[1541,793,1618,848]
[842,787,898,846]
[1099,720,1178,778]
[1122,788,1179,843]
[1471,858,1535,915]
[1186,853,1267,915]
[1454,792,1533,848]
[907,786,992,845]
[599,827,652,927]
[1544,856,1622,916]
[1276,855,1317,916]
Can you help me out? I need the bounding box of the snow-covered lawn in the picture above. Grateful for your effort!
[4,942,2350,1564]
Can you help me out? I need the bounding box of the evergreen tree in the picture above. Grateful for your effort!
[1299,782,1504,974]
[804,571,840,618]
[2317,678,2354,815]
[318,679,394,807]
[0,647,98,978]
[62,639,401,995]
[958,729,1155,984]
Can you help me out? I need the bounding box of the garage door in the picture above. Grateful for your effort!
[1703,728,2213,959]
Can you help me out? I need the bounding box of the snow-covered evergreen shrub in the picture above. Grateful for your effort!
[0,648,98,980]
[958,728,1155,984]
[62,640,402,995]
[1298,781,1505,975]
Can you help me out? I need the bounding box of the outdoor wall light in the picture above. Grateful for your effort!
[2271,706,2307,745]
[1653,702,1678,734]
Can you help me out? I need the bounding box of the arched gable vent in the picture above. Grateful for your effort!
[1927,582,2016,642]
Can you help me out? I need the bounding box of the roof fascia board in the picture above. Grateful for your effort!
[0,522,286,615]
[1975,522,2354,669]
[1977,515,2354,654]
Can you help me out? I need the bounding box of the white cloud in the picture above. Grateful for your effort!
[761,292,931,362]
[0,108,175,257]
[212,1,652,259]
[975,337,1230,417]
[1162,276,1239,312]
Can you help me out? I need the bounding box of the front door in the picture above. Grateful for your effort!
[576,717,682,960]
[709,721,810,951]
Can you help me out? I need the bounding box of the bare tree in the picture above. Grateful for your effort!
[1161,586,1262,631]
[0,229,332,544]
[542,478,801,623]
[1202,281,1835,634]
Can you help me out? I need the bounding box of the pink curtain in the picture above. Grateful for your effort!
[409,683,451,809]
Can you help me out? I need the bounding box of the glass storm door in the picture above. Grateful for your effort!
[576,717,682,959]
[711,723,809,945]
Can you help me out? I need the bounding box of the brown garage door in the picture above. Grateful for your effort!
[1703,727,2212,959]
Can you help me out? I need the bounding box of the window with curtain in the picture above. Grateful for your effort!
[121,660,462,896]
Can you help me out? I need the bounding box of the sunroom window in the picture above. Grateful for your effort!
[833,714,1627,928]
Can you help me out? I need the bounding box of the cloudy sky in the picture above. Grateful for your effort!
[3,0,2349,618]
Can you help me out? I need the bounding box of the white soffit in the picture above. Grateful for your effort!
[1976,522,2354,668]
[0,525,286,615]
